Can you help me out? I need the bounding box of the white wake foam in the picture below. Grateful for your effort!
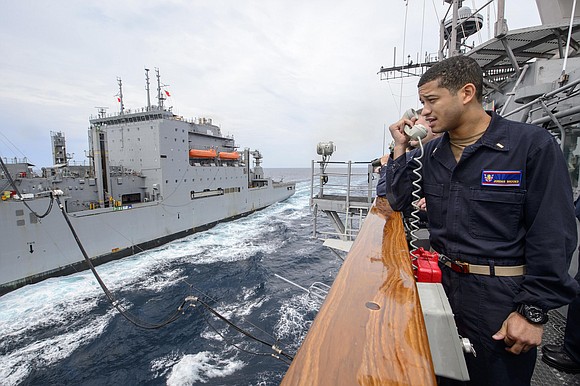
[0,310,114,386]
[0,180,311,385]
[165,351,245,385]
[273,293,321,352]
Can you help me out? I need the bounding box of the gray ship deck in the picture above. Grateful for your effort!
[312,193,373,210]
[535,311,580,385]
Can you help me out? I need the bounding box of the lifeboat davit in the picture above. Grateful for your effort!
[218,151,240,160]
[189,149,217,158]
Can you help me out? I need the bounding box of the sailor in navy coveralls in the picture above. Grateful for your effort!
[385,56,579,385]
[542,198,580,373]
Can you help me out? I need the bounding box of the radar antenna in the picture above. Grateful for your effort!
[94,106,108,118]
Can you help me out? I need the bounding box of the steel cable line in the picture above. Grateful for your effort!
[55,194,187,329]
[55,194,295,362]
[0,155,54,218]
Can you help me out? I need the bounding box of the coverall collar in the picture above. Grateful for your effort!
[430,111,509,170]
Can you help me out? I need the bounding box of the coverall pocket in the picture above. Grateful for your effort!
[478,275,525,353]
[469,188,525,241]
[424,183,444,227]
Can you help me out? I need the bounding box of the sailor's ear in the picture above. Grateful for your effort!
[461,83,477,105]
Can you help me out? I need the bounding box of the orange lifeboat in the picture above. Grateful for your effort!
[189,148,217,158]
[218,151,240,160]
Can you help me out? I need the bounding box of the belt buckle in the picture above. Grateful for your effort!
[450,260,470,274]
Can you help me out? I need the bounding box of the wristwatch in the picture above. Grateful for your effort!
[515,304,548,324]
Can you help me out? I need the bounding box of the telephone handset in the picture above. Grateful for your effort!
[403,108,428,140]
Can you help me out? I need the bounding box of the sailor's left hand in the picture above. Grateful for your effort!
[492,312,543,354]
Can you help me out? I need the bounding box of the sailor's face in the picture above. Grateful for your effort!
[418,79,463,133]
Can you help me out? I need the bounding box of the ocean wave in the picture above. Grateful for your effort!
[165,351,245,385]
[0,169,348,385]
[273,293,322,352]
[0,309,114,386]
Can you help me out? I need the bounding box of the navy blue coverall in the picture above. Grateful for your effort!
[385,112,579,385]
[563,200,580,364]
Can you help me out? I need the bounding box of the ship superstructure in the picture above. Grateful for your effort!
[379,0,580,195]
[0,69,295,295]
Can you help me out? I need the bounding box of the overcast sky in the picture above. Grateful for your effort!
[0,1,540,169]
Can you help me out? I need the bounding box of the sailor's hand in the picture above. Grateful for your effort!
[373,155,391,173]
[388,116,414,145]
[414,197,427,211]
[492,312,543,355]
[388,116,414,158]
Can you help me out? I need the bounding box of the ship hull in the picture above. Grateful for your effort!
[0,79,297,295]
[0,182,295,295]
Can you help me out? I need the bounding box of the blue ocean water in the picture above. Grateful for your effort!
[0,168,354,386]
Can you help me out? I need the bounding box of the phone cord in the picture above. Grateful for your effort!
[409,138,424,272]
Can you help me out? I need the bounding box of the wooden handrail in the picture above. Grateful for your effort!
[281,197,436,385]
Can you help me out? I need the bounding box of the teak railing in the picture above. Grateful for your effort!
[281,196,436,385]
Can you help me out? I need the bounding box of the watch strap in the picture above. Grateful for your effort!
[516,303,548,324]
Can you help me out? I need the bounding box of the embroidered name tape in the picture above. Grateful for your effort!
[481,170,522,186]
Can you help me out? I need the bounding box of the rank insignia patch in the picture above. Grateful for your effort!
[481,170,522,186]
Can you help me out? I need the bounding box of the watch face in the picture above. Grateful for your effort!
[525,305,547,324]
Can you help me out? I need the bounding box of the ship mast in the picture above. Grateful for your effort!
[449,0,460,57]
[117,77,125,115]
[145,68,151,111]
[494,0,508,38]
[156,68,166,109]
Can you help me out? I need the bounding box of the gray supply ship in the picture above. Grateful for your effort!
[0,69,295,295]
